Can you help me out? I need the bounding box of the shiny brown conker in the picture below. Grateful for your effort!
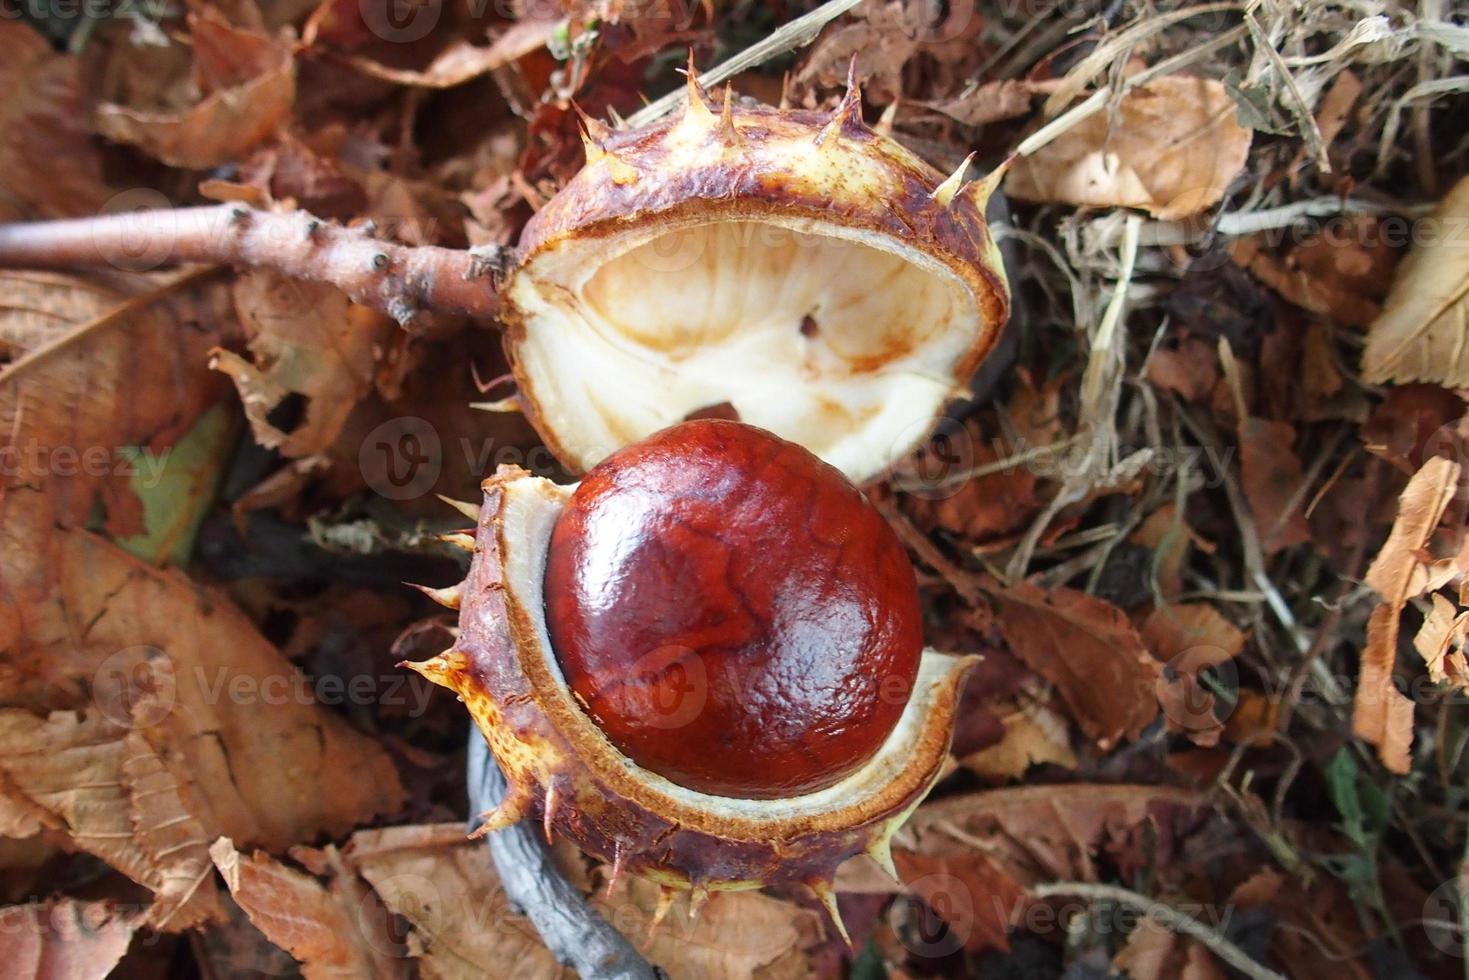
[543,419,923,798]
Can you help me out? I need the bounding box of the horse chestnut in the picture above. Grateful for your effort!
[544,420,923,798]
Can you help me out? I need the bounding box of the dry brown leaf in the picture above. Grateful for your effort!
[1238,417,1312,554]
[1141,604,1245,667]
[0,267,406,892]
[876,784,1207,952]
[596,877,821,980]
[1113,913,1227,980]
[1361,384,1469,475]
[1142,603,1245,747]
[1363,455,1462,605]
[992,582,1160,748]
[1363,174,1469,386]
[342,824,568,980]
[0,270,175,364]
[1145,337,1220,403]
[1007,77,1252,220]
[908,440,1040,544]
[3,530,409,849]
[213,270,389,458]
[210,838,406,980]
[0,708,222,929]
[1346,456,1455,772]
[928,79,1041,127]
[94,11,295,170]
[1412,592,1469,689]
[1232,221,1392,329]
[1351,604,1415,774]
[1311,70,1363,162]
[0,898,140,980]
[958,693,1076,780]
[1130,504,1206,601]
[0,23,112,222]
[342,823,821,980]
[794,1,927,103]
[339,21,557,89]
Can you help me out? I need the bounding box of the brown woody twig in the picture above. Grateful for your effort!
[0,205,502,324]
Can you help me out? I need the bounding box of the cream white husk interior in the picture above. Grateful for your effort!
[509,216,985,482]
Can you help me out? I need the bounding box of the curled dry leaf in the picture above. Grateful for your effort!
[1007,76,1253,220]
[1413,592,1469,689]
[794,1,928,103]
[1363,174,1469,387]
[0,23,112,221]
[0,898,140,980]
[209,838,406,980]
[1363,455,1462,607]
[93,11,295,170]
[213,270,390,458]
[1350,456,1466,770]
[991,582,1160,748]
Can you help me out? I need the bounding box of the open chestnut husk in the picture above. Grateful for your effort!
[405,421,974,939]
[499,62,1010,484]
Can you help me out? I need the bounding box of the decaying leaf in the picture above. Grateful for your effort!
[0,898,140,980]
[1363,455,1461,606]
[1362,174,1469,386]
[93,11,295,170]
[0,259,405,920]
[1412,591,1469,689]
[1112,913,1226,980]
[0,708,222,929]
[210,838,405,980]
[1143,603,1246,747]
[1352,603,1415,774]
[865,784,1208,952]
[992,582,1160,748]
[338,21,557,89]
[596,877,821,980]
[1231,224,1392,330]
[343,825,566,980]
[0,24,112,221]
[1007,77,1253,220]
[1349,458,1461,771]
[958,691,1076,780]
[212,270,390,458]
[927,80,1042,128]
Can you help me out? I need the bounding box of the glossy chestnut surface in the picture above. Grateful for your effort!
[543,419,923,798]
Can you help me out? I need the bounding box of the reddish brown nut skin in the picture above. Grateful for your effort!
[543,419,923,799]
